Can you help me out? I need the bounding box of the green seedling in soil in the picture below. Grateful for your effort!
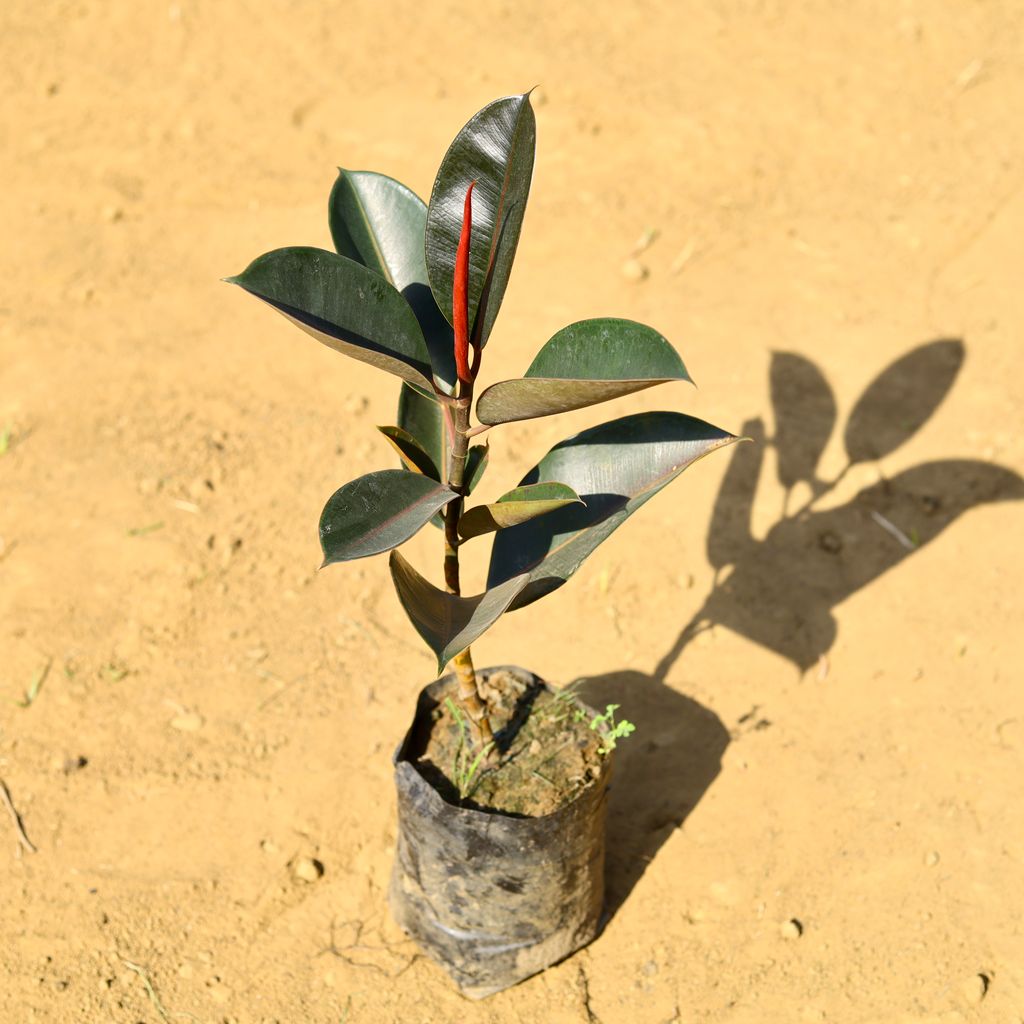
[585,703,636,755]
[15,658,51,708]
[444,696,494,799]
[227,91,740,761]
[541,681,633,753]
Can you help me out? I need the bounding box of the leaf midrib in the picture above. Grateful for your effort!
[333,480,453,555]
[352,185,395,287]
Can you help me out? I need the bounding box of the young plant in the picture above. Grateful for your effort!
[443,697,494,799]
[226,92,739,758]
[578,704,636,755]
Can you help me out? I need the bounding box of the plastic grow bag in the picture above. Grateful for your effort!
[389,667,611,998]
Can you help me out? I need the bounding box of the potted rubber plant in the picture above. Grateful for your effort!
[226,91,739,997]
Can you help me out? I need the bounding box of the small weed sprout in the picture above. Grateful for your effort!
[14,659,51,709]
[444,697,494,800]
[587,704,636,755]
[569,701,636,754]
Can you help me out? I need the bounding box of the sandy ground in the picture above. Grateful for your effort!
[3,2,1024,1021]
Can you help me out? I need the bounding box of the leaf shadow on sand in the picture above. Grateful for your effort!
[577,338,1024,923]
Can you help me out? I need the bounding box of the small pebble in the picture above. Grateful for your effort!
[292,857,324,883]
[621,257,649,282]
[924,850,940,867]
[960,973,988,1005]
[780,918,803,939]
[170,712,204,732]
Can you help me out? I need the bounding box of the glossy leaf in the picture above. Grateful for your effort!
[329,170,457,394]
[329,169,428,289]
[459,483,583,541]
[425,93,536,349]
[389,551,529,672]
[377,425,440,480]
[488,411,740,609]
[476,319,691,425]
[227,247,435,390]
[845,339,964,464]
[397,383,448,529]
[397,384,447,480]
[465,443,489,495]
[319,470,455,566]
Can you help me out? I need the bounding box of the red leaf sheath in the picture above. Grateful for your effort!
[453,181,475,388]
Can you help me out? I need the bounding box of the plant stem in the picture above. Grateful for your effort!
[443,392,495,751]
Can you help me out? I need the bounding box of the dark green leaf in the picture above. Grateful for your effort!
[465,442,489,495]
[329,170,457,394]
[488,411,740,609]
[397,383,448,529]
[425,93,536,349]
[475,319,691,425]
[459,482,583,541]
[377,425,440,480]
[319,470,455,565]
[227,247,435,390]
[398,383,447,480]
[389,551,529,672]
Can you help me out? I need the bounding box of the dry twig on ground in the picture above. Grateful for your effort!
[0,777,36,854]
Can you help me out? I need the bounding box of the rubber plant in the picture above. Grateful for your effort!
[227,91,740,995]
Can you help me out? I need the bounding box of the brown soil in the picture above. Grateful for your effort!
[413,669,607,816]
[3,3,1024,1022]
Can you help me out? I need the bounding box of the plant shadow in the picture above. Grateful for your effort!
[662,338,1024,674]
[577,338,1024,919]
[574,671,729,920]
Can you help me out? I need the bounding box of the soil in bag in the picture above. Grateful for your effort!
[415,667,606,815]
[390,667,613,998]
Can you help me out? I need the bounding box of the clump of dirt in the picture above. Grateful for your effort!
[413,668,608,817]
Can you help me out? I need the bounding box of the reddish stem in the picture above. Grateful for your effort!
[453,181,475,389]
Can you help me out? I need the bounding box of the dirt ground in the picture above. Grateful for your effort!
[3,2,1023,1021]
